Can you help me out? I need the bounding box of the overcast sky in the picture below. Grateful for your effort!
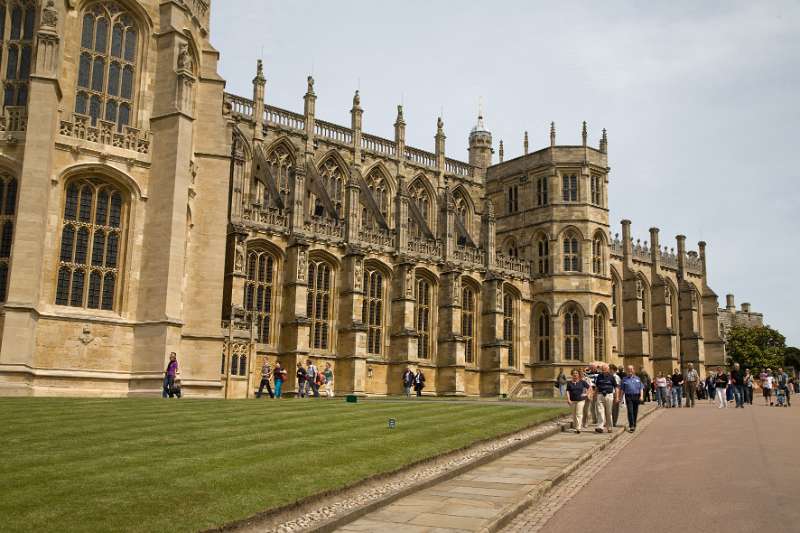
[211,1,800,346]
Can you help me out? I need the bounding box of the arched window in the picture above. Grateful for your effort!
[564,306,581,360]
[461,284,476,364]
[536,235,549,275]
[56,178,126,310]
[536,308,550,362]
[0,173,17,302]
[503,292,516,368]
[75,2,139,130]
[562,174,577,202]
[362,268,384,356]
[536,176,548,206]
[562,232,580,272]
[592,236,603,274]
[593,311,606,361]
[0,1,35,107]
[611,280,618,324]
[264,143,293,209]
[408,178,432,239]
[452,189,471,243]
[505,238,519,258]
[311,157,344,218]
[637,279,649,328]
[415,276,431,359]
[363,168,390,231]
[507,184,519,213]
[244,249,277,344]
[307,259,333,350]
[591,175,603,206]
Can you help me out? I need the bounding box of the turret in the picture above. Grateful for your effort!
[468,112,492,173]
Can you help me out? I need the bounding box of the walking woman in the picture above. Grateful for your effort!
[706,372,716,404]
[323,362,334,398]
[744,368,754,405]
[296,362,307,398]
[714,367,728,408]
[162,352,180,398]
[566,369,590,434]
[413,368,426,397]
[273,361,287,398]
[655,372,668,407]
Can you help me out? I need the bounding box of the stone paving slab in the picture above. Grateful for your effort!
[333,419,638,533]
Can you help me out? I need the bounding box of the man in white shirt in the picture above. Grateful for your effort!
[761,369,774,406]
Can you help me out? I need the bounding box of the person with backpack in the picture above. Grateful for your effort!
[323,362,334,398]
[296,362,307,398]
[273,361,287,398]
[256,359,274,399]
[402,367,415,398]
[414,368,426,397]
[777,367,791,407]
[162,352,180,398]
[306,359,320,398]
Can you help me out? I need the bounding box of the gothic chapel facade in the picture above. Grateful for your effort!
[0,1,726,398]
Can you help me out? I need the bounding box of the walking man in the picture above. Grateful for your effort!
[595,363,617,433]
[566,369,590,434]
[761,369,774,406]
[306,359,320,398]
[685,362,699,408]
[620,365,644,432]
[256,359,274,399]
[777,367,791,407]
[582,363,599,429]
[730,362,745,408]
[557,369,568,398]
[402,366,414,398]
[638,367,652,403]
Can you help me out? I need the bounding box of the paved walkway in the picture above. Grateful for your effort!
[507,399,800,533]
[334,412,640,533]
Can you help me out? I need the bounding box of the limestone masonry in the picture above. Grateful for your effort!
[0,1,745,398]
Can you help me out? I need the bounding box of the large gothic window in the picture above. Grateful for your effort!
[611,280,618,324]
[503,292,516,368]
[564,306,581,360]
[593,311,606,361]
[408,178,432,239]
[265,144,293,210]
[591,175,603,206]
[461,284,476,364]
[562,232,581,272]
[0,172,17,301]
[75,2,139,130]
[244,249,276,344]
[307,259,332,350]
[0,1,35,107]
[311,157,344,218]
[415,276,431,359]
[362,168,390,231]
[56,178,125,310]
[536,176,548,206]
[362,268,383,356]
[536,309,550,362]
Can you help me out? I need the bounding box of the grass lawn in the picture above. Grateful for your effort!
[0,398,566,533]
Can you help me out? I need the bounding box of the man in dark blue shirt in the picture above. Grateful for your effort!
[619,365,644,432]
[594,363,617,433]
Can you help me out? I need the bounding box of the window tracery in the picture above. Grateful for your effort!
[0,0,35,107]
[362,268,384,356]
[415,276,431,359]
[244,249,276,344]
[306,259,332,350]
[536,309,550,362]
[564,306,581,360]
[563,232,580,272]
[0,172,16,302]
[461,284,476,364]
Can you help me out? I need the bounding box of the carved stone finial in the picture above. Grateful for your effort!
[307,75,315,95]
[581,121,588,145]
[437,116,444,132]
[550,121,556,147]
[352,89,360,108]
[524,130,529,155]
[396,104,404,124]
[499,140,504,162]
[484,198,495,217]
[254,59,265,84]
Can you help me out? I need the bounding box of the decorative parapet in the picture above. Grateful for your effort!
[239,207,290,234]
[445,158,473,178]
[0,106,27,133]
[228,93,254,118]
[685,252,703,275]
[631,239,652,264]
[407,238,442,258]
[610,233,623,258]
[452,245,486,268]
[660,247,679,269]
[358,226,394,248]
[304,217,345,241]
[495,252,531,276]
[265,105,305,132]
[315,119,353,145]
[59,113,150,154]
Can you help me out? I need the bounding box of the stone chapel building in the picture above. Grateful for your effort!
[0,0,728,398]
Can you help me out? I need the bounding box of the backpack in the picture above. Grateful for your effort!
[315,372,325,386]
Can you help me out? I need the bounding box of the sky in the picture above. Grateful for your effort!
[210,0,800,346]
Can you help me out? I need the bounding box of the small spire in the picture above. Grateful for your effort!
[499,140,504,162]
[306,75,315,96]
[550,122,556,147]
[600,128,608,154]
[524,131,529,155]
[582,121,587,146]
